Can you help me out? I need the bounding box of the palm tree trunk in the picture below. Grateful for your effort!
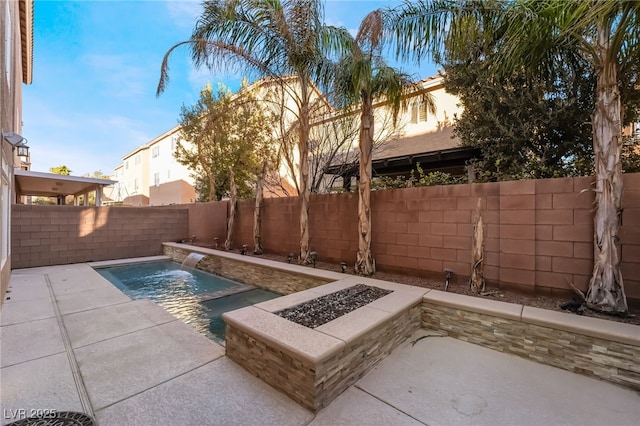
[225,168,237,251]
[585,23,628,314]
[253,161,266,255]
[298,79,311,264]
[469,198,484,293]
[355,98,375,275]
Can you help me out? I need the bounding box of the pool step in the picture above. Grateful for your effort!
[197,284,257,303]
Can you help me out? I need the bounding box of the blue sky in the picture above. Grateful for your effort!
[23,0,436,177]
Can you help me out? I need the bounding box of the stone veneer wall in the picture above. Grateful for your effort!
[225,305,422,411]
[422,303,640,391]
[314,306,421,409]
[163,244,333,294]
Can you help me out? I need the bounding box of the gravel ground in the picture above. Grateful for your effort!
[192,243,639,326]
[274,284,392,328]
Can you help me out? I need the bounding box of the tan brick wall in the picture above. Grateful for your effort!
[162,201,228,246]
[11,205,188,268]
[158,173,640,302]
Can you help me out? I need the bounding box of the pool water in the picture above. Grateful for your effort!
[95,260,280,343]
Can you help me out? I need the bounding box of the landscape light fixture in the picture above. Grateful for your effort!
[240,245,247,255]
[444,268,454,292]
[310,251,317,268]
[214,237,219,249]
[2,132,29,157]
[340,262,347,273]
[287,253,294,263]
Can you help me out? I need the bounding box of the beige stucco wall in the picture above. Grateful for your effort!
[149,179,196,206]
[1,0,32,304]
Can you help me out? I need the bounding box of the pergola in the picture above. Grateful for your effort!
[14,170,117,206]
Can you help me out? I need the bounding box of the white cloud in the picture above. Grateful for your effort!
[82,54,149,99]
[23,98,152,175]
[165,0,202,28]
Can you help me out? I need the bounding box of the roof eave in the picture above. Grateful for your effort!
[19,0,34,85]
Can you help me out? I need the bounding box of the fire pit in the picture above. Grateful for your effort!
[223,278,426,411]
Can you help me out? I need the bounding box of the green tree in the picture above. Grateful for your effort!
[175,83,275,202]
[157,0,352,264]
[334,22,427,275]
[375,0,640,314]
[49,165,72,175]
[438,30,595,181]
[84,170,110,180]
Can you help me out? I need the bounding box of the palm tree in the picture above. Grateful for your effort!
[334,23,431,275]
[375,0,639,314]
[157,0,352,263]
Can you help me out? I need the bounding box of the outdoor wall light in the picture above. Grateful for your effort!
[444,268,454,292]
[287,253,294,263]
[310,251,317,268]
[2,132,30,157]
[340,262,347,273]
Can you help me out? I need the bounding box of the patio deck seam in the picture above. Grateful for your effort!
[353,384,429,425]
[66,318,180,350]
[55,299,132,316]
[0,350,67,369]
[94,358,222,413]
[45,274,95,420]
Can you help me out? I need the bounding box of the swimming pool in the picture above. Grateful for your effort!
[95,260,280,343]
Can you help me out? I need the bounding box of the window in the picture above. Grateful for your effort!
[134,178,139,191]
[171,137,177,151]
[125,161,129,170]
[152,146,159,158]
[154,172,160,186]
[167,170,171,180]
[419,103,428,122]
[134,154,141,165]
[411,100,429,124]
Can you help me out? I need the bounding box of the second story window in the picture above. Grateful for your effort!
[154,172,160,186]
[411,100,429,124]
[152,146,159,158]
[135,154,141,165]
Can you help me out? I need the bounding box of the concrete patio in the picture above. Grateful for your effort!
[1,262,639,425]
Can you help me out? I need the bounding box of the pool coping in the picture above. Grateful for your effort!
[88,256,173,268]
[163,242,345,282]
[92,251,640,396]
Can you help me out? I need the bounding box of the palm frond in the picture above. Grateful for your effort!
[156,40,196,96]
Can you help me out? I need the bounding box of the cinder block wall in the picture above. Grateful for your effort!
[198,174,640,301]
[162,201,228,245]
[15,174,637,300]
[11,205,188,268]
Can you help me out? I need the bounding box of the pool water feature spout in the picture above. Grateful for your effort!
[181,253,206,270]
